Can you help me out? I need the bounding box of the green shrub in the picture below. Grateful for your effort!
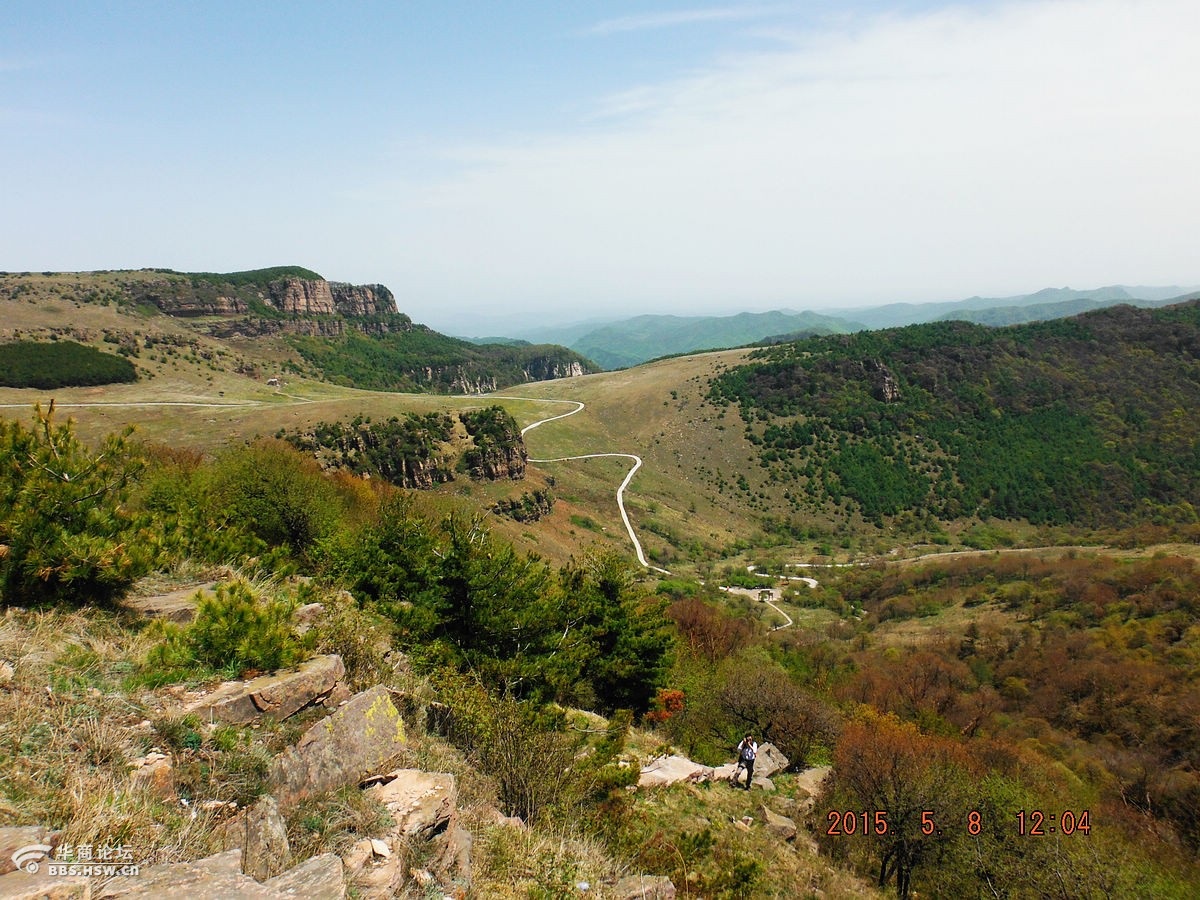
[309,589,393,691]
[434,674,634,826]
[206,439,343,555]
[146,580,312,679]
[135,444,267,566]
[0,403,154,606]
[188,581,309,672]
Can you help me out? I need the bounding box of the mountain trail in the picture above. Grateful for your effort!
[486,395,670,575]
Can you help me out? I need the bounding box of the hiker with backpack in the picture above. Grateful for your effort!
[736,734,758,791]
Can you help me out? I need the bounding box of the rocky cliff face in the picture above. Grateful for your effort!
[126,273,398,323]
[459,407,527,481]
[328,282,395,317]
[129,278,250,317]
[269,278,337,315]
[463,441,527,481]
[522,359,585,381]
[266,279,396,317]
[206,314,412,340]
[863,358,901,403]
[282,409,527,489]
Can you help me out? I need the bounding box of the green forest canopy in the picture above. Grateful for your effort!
[708,302,1200,527]
[0,340,138,389]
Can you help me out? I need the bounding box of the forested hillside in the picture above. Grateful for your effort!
[0,340,137,389]
[810,549,1200,894]
[288,329,596,394]
[709,302,1200,530]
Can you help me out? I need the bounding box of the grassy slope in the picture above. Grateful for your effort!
[1,277,773,570]
[7,285,1195,577]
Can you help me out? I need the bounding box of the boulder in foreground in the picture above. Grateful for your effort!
[269,685,406,809]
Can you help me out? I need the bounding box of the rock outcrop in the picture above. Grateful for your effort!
[759,804,798,840]
[265,279,394,318]
[183,654,348,725]
[327,282,394,317]
[638,755,715,788]
[96,849,344,900]
[129,277,249,317]
[269,278,336,316]
[0,826,61,876]
[431,825,473,892]
[361,770,456,839]
[459,407,527,481]
[205,315,411,339]
[128,751,174,800]
[0,870,90,899]
[521,358,586,381]
[121,270,399,331]
[754,742,790,778]
[863,357,901,402]
[231,795,291,881]
[268,685,406,810]
[121,583,216,624]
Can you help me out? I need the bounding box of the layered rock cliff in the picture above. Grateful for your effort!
[269,278,396,317]
[127,273,397,322]
[458,407,527,480]
[283,413,459,490]
[281,408,528,489]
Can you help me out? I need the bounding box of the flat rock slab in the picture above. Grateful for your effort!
[638,755,714,788]
[363,770,456,840]
[713,763,741,782]
[269,685,407,810]
[184,655,346,725]
[0,826,61,876]
[264,853,344,899]
[98,850,271,899]
[122,583,216,624]
[792,765,832,797]
[0,870,90,899]
[96,850,343,899]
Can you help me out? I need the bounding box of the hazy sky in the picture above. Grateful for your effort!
[3,1,1197,333]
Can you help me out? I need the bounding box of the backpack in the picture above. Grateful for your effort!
[739,742,756,763]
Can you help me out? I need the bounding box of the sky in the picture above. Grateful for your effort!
[3,1,1198,334]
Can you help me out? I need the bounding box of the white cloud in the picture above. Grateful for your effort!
[371,0,1200,323]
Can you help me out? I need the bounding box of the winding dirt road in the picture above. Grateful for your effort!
[719,585,794,630]
[489,395,670,575]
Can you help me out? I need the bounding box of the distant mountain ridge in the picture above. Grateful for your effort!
[835,284,1198,330]
[524,309,853,370]
[487,284,1196,371]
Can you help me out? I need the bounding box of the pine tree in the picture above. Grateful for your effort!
[0,402,153,606]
